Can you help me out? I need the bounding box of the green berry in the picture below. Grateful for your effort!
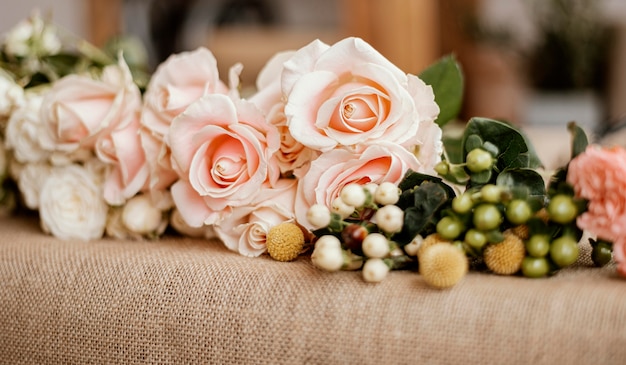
[434,161,450,175]
[452,194,473,214]
[436,216,464,240]
[464,229,487,250]
[547,194,578,224]
[522,257,550,278]
[466,148,493,173]
[525,234,550,257]
[592,241,613,267]
[480,184,502,203]
[506,199,532,225]
[550,235,579,268]
[473,204,502,231]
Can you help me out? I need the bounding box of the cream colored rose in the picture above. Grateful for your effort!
[0,70,24,117]
[39,165,108,240]
[5,91,53,163]
[16,162,52,209]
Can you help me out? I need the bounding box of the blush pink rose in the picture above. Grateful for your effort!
[95,113,149,205]
[567,145,626,243]
[169,94,280,227]
[214,178,297,257]
[250,51,319,176]
[282,37,440,154]
[294,141,422,231]
[40,58,141,152]
[141,47,228,138]
[140,47,229,190]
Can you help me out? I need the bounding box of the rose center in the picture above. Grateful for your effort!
[343,103,355,119]
[212,155,244,183]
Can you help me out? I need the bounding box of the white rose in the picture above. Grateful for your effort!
[122,193,167,236]
[3,18,33,57]
[0,70,24,117]
[5,91,52,163]
[4,13,60,57]
[17,162,52,209]
[39,165,108,240]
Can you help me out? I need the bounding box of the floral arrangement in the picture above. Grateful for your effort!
[0,13,624,288]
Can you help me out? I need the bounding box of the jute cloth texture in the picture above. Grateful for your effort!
[1,215,625,364]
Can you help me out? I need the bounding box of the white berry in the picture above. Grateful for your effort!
[306,204,332,229]
[311,236,344,271]
[362,233,390,258]
[362,258,390,283]
[374,181,400,205]
[340,183,367,208]
[404,234,424,256]
[374,205,404,234]
[331,196,355,218]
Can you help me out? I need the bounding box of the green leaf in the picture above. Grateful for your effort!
[419,55,464,127]
[496,168,547,200]
[396,182,452,243]
[465,134,483,153]
[462,118,542,171]
[567,122,589,159]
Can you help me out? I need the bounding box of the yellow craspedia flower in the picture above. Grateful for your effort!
[483,229,525,275]
[417,233,452,258]
[510,224,530,240]
[419,243,468,289]
[266,222,305,262]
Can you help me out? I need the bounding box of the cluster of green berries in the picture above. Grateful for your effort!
[434,184,582,278]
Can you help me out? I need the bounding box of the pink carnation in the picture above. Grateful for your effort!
[567,145,626,243]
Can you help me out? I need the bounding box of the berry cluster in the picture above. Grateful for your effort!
[308,182,417,283]
[433,183,584,278]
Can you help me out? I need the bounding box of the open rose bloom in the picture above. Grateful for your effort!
[567,145,626,277]
[3,32,444,253]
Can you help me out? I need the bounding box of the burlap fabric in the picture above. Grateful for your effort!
[1,215,625,364]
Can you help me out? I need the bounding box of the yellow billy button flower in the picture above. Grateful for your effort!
[266,222,305,262]
[419,243,468,289]
[417,233,451,258]
[483,229,526,275]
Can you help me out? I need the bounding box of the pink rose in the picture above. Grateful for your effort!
[294,141,422,231]
[250,51,319,176]
[214,179,297,257]
[140,47,229,190]
[169,94,280,226]
[40,58,141,152]
[141,47,228,138]
[282,37,440,154]
[96,114,149,205]
[566,145,626,243]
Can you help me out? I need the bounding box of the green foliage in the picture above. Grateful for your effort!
[394,171,456,245]
[419,55,464,127]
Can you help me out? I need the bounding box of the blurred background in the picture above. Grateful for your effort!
[2,0,626,142]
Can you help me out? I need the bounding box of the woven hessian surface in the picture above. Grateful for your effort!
[1,215,625,364]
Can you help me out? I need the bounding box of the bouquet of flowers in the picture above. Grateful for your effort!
[1,13,624,289]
